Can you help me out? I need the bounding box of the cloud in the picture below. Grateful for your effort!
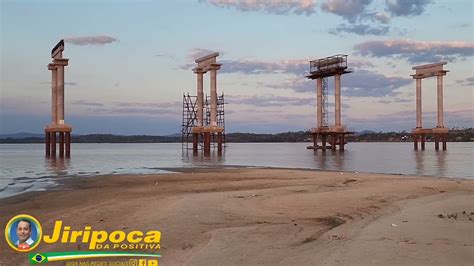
[342,70,411,96]
[321,0,372,23]
[354,39,474,63]
[64,36,118,46]
[329,23,390,36]
[182,48,316,75]
[180,58,308,75]
[88,107,179,115]
[228,94,314,107]
[192,57,372,75]
[261,69,411,97]
[386,0,432,17]
[378,97,412,104]
[259,78,313,93]
[72,100,104,107]
[200,0,317,16]
[113,101,181,108]
[222,59,308,75]
[369,11,391,24]
[83,101,182,116]
[351,59,375,69]
[456,77,474,87]
[187,48,222,61]
[155,53,176,60]
[456,23,471,28]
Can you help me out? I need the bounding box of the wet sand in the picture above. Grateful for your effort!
[1,168,473,265]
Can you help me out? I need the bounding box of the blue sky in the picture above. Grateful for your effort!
[1,0,473,134]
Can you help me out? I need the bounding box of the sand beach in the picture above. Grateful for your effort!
[1,168,473,265]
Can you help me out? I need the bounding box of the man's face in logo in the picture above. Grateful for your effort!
[16,220,31,242]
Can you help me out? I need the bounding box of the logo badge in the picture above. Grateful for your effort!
[5,214,42,252]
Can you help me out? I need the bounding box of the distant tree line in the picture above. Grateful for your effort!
[0,128,472,143]
[225,131,309,142]
[351,128,473,142]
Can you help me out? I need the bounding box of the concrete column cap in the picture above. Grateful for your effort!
[410,71,448,79]
[53,58,69,66]
[432,127,448,133]
[47,63,57,70]
[191,126,204,133]
[193,68,206,74]
[202,125,224,133]
[209,63,221,70]
[45,124,73,132]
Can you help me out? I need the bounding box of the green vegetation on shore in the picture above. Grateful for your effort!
[1,128,472,143]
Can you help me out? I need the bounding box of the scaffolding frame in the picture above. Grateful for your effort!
[322,77,329,127]
[309,54,349,78]
[181,93,197,150]
[205,93,226,146]
[182,92,226,150]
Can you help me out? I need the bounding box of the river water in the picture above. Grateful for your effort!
[0,142,472,199]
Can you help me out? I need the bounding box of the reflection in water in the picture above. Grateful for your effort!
[414,150,447,176]
[333,150,345,170]
[3,142,472,199]
[1,143,472,183]
[182,150,225,165]
[437,151,446,177]
[314,150,346,170]
[314,151,328,170]
[415,150,425,175]
[45,157,70,176]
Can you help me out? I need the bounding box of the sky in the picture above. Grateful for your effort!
[1,0,473,135]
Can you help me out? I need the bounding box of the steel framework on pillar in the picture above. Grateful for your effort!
[181,93,198,150]
[322,77,329,127]
[306,54,353,151]
[181,93,226,151]
[411,62,449,151]
[206,93,226,146]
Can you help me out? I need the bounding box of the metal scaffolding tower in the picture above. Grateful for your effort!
[322,77,329,127]
[205,93,226,147]
[182,93,197,150]
[182,92,226,150]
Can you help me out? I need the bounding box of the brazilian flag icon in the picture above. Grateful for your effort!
[30,253,47,264]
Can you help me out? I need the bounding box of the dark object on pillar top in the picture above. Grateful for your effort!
[306,54,352,79]
[51,39,65,58]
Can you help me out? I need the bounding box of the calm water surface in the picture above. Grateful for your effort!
[0,142,472,198]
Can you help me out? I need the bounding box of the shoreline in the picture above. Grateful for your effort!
[1,168,473,265]
[1,164,467,201]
